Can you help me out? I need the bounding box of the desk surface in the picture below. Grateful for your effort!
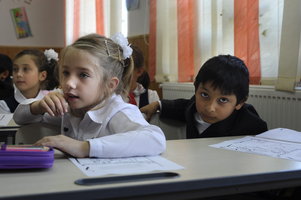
[0,118,19,129]
[2,137,301,200]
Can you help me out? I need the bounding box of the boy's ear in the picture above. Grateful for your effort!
[235,96,248,110]
[235,101,245,110]
[39,71,47,81]
[109,77,119,91]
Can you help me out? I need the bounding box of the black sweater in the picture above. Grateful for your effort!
[160,96,268,138]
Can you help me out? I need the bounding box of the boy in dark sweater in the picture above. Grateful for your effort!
[141,55,268,138]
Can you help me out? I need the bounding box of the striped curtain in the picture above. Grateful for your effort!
[234,0,261,84]
[65,0,105,45]
[149,0,301,91]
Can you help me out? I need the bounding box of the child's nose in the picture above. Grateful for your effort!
[15,70,22,77]
[206,100,217,112]
[65,77,77,89]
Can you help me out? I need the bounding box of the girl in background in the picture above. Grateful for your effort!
[128,45,159,108]
[0,49,59,113]
[13,33,166,158]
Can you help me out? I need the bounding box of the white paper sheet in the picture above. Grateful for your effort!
[210,136,301,162]
[257,128,301,143]
[0,114,13,126]
[69,156,184,177]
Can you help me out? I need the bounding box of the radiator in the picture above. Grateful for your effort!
[161,82,301,131]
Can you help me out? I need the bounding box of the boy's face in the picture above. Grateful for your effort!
[195,82,244,124]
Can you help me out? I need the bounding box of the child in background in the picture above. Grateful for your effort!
[128,45,159,108]
[13,33,166,158]
[0,49,59,113]
[141,55,268,138]
[0,53,14,99]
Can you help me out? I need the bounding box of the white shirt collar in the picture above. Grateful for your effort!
[86,94,128,124]
[14,85,48,103]
[194,112,211,134]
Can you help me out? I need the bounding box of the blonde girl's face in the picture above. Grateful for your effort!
[13,55,46,98]
[60,48,104,113]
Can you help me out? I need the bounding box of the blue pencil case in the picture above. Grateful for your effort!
[0,144,54,169]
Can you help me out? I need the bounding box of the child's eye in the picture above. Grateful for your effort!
[62,70,69,76]
[200,92,209,98]
[79,72,89,78]
[23,67,29,72]
[218,98,229,103]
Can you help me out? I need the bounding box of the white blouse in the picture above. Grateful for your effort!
[13,94,166,158]
[0,86,48,113]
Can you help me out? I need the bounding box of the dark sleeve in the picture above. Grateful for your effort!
[160,98,191,122]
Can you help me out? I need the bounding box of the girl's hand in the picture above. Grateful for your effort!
[140,101,160,122]
[31,91,68,116]
[34,135,90,158]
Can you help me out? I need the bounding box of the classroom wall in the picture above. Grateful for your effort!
[0,0,148,46]
[0,0,64,47]
[127,0,149,37]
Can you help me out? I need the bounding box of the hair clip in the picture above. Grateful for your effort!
[105,40,111,57]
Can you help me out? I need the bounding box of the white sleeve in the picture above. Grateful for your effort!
[13,99,61,126]
[148,89,160,104]
[13,101,44,124]
[88,108,166,158]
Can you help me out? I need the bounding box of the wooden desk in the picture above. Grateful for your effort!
[1,137,301,200]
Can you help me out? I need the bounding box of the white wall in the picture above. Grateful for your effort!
[0,0,64,47]
[127,0,149,37]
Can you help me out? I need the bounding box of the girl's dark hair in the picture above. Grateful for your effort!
[0,53,13,82]
[131,45,150,89]
[137,71,150,89]
[14,49,59,90]
[131,45,144,70]
[194,55,249,104]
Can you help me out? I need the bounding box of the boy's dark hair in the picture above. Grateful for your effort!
[0,53,13,81]
[14,49,59,90]
[194,55,249,104]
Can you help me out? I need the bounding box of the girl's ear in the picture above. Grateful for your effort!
[39,71,47,82]
[0,70,9,81]
[109,77,119,91]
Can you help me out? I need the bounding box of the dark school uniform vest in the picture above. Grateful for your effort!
[139,89,149,108]
[4,95,19,113]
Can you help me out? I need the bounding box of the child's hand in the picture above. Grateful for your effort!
[31,91,68,116]
[34,135,90,158]
[140,101,160,122]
